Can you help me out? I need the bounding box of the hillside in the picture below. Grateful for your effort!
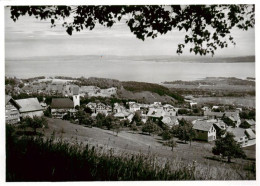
[121,81,184,102]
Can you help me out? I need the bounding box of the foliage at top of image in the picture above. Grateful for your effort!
[9,5,254,56]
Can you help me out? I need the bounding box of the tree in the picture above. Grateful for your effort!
[212,132,246,163]
[75,110,86,124]
[161,130,172,140]
[164,139,177,151]
[95,113,106,128]
[142,120,159,135]
[112,120,121,136]
[104,115,117,130]
[9,5,254,56]
[84,106,93,114]
[175,118,196,145]
[23,116,47,134]
[130,122,138,133]
[132,111,142,125]
[81,114,94,127]
[43,107,52,118]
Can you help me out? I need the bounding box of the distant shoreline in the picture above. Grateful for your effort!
[5,55,255,63]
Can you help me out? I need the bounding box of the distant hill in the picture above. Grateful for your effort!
[7,55,255,63]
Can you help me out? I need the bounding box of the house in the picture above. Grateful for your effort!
[114,103,127,113]
[224,111,241,127]
[202,106,210,112]
[86,102,97,113]
[16,98,44,118]
[212,106,219,110]
[204,111,224,119]
[190,102,197,108]
[226,127,249,147]
[129,102,141,112]
[162,116,179,128]
[5,95,21,124]
[149,102,162,108]
[192,120,217,141]
[96,103,112,115]
[51,98,76,119]
[213,119,227,130]
[147,108,165,118]
[114,110,132,122]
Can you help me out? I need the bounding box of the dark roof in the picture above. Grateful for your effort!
[16,98,43,112]
[73,87,79,95]
[51,98,74,109]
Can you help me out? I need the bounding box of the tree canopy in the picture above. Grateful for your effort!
[9,5,254,56]
[212,132,246,162]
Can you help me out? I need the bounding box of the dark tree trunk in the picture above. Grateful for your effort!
[228,156,231,163]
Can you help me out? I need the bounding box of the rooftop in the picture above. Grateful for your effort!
[51,98,74,109]
[16,98,43,113]
[193,120,215,131]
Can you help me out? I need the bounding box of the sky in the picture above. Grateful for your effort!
[5,6,255,59]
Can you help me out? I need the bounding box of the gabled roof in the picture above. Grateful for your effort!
[245,119,255,126]
[245,128,255,139]
[226,127,246,141]
[224,111,239,121]
[5,95,21,109]
[193,120,215,131]
[16,98,43,113]
[51,98,74,109]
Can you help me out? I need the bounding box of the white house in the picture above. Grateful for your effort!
[192,120,217,141]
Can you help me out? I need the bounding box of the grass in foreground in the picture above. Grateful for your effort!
[6,128,196,181]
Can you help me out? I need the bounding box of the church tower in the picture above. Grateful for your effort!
[72,87,80,108]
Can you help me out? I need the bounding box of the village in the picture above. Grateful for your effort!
[5,76,256,148]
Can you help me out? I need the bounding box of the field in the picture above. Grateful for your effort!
[194,96,255,108]
[38,118,255,180]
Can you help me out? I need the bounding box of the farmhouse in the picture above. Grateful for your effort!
[51,98,76,119]
[16,98,44,118]
[5,95,21,124]
[192,120,216,141]
[226,127,249,147]
[128,102,141,112]
[224,111,241,127]
[162,116,179,128]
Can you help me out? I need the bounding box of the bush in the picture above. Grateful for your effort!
[162,130,172,140]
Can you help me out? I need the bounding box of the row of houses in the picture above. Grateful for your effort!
[190,118,256,147]
[19,81,117,98]
[5,94,256,147]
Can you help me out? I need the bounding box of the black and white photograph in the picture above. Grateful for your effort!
[2,0,258,184]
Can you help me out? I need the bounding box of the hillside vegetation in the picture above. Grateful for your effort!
[122,81,184,102]
[6,126,195,181]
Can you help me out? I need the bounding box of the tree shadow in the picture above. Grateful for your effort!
[204,156,233,164]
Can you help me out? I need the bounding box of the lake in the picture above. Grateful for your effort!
[5,59,255,83]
